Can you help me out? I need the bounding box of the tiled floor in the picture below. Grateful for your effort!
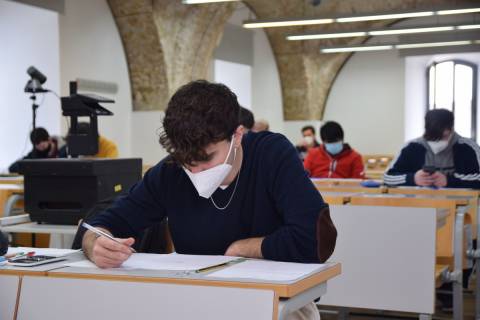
[319,286,476,319]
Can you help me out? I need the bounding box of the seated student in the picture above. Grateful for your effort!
[296,125,320,161]
[9,127,65,173]
[384,109,480,189]
[304,121,365,179]
[60,122,119,158]
[252,119,269,132]
[239,106,254,132]
[82,80,337,320]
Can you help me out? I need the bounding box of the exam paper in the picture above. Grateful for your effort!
[66,253,238,271]
[207,260,326,281]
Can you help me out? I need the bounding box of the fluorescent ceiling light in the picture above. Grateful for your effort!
[322,45,393,53]
[395,40,473,49]
[288,23,480,41]
[320,40,478,53]
[288,31,367,41]
[242,6,480,28]
[244,18,334,29]
[336,11,434,23]
[182,0,238,3]
[457,24,480,30]
[369,25,454,36]
[437,8,480,15]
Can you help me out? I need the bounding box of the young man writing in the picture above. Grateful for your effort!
[82,80,337,319]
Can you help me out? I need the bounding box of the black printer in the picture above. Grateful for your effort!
[18,158,142,225]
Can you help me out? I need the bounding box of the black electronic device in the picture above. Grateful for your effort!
[423,165,436,174]
[61,81,114,157]
[18,158,142,225]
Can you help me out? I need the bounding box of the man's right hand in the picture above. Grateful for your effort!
[414,169,434,187]
[82,229,135,269]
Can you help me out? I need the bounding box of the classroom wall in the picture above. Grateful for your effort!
[0,0,61,171]
[324,50,406,155]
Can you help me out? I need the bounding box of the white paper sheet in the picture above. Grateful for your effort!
[6,247,78,257]
[66,253,238,271]
[207,260,326,281]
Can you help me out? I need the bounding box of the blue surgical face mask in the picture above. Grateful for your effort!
[325,142,343,155]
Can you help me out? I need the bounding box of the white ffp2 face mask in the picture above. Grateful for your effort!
[183,137,236,199]
[427,140,449,154]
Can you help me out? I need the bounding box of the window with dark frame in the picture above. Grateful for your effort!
[427,60,478,142]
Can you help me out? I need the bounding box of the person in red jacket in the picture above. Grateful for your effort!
[304,121,365,179]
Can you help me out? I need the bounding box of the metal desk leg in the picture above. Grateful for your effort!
[3,194,23,217]
[278,283,326,320]
[446,207,466,320]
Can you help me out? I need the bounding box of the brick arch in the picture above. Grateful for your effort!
[107,0,236,111]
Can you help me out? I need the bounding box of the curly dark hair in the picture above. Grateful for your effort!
[159,80,240,166]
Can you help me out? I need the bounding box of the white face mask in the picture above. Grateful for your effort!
[304,136,314,145]
[427,140,449,154]
[183,137,236,199]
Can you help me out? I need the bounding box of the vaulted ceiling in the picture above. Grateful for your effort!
[108,0,476,120]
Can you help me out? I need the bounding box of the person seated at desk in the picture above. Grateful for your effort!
[303,121,365,179]
[9,127,65,173]
[384,109,480,189]
[239,106,254,132]
[59,122,119,158]
[296,125,320,161]
[82,80,337,320]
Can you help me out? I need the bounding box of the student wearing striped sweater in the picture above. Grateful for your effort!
[385,109,480,189]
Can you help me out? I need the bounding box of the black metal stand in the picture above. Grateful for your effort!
[30,94,39,130]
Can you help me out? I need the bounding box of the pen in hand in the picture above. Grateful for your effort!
[82,222,137,253]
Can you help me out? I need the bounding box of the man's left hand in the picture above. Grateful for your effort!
[432,172,448,188]
[225,237,264,259]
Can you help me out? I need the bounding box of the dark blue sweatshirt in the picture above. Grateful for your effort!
[89,132,328,263]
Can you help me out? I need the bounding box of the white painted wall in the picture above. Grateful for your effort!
[405,52,480,142]
[59,0,131,158]
[130,111,166,166]
[0,0,60,171]
[214,60,252,109]
[250,28,284,134]
[324,50,406,155]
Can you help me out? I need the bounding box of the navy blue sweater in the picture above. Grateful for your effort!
[89,132,328,263]
[384,136,480,189]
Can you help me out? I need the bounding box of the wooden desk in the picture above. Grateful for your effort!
[0,184,24,218]
[348,194,469,320]
[1,222,77,248]
[311,178,382,187]
[387,187,479,237]
[316,186,386,194]
[319,192,353,205]
[349,194,470,259]
[0,176,23,185]
[0,254,341,320]
[321,205,443,319]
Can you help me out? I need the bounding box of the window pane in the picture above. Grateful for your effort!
[435,61,454,110]
[454,64,473,138]
[428,66,435,110]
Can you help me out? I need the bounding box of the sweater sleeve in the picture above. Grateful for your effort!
[261,135,330,263]
[351,152,365,179]
[87,163,167,238]
[448,139,480,189]
[384,144,418,186]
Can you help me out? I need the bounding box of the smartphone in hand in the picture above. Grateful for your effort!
[422,165,436,175]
